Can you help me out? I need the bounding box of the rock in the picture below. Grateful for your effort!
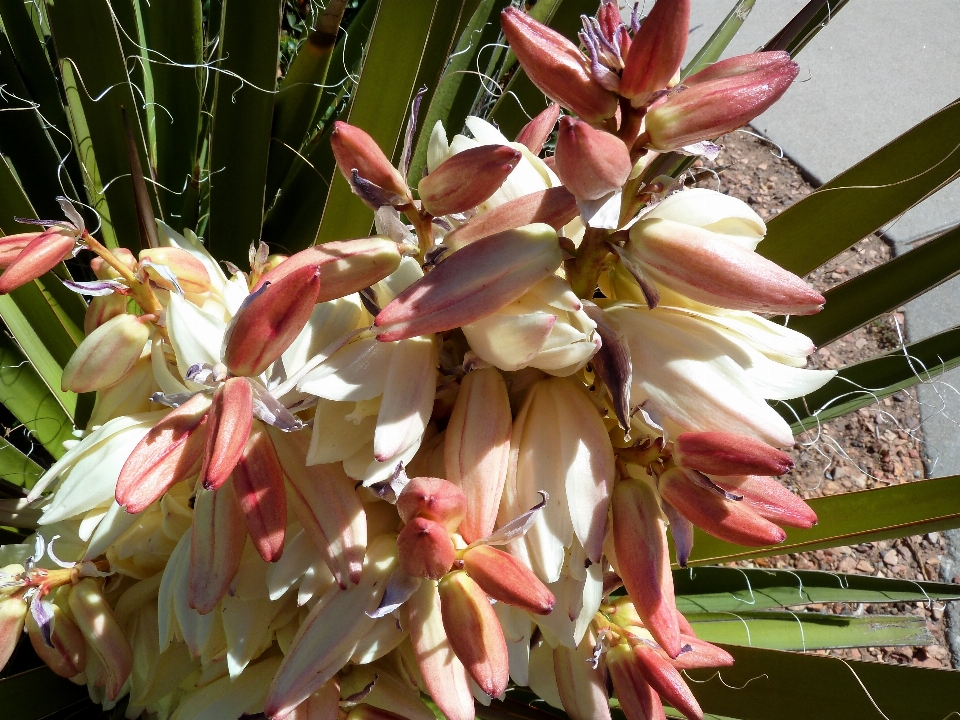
[856,559,876,573]
[883,549,900,567]
[838,556,857,573]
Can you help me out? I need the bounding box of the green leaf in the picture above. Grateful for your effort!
[0,331,73,459]
[761,0,851,57]
[674,567,960,614]
[681,0,758,80]
[783,223,960,346]
[688,611,931,651]
[687,474,960,565]
[315,0,445,244]
[0,436,43,489]
[688,644,960,720]
[46,0,154,248]
[758,98,960,276]
[779,324,960,432]
[205,0,281,265]
[0,666,90,720]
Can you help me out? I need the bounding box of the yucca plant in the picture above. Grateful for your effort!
[0,0,959,719]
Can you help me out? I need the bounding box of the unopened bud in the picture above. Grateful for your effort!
[90,248,136,279]
[397,477,466,531]
[233,424,287,562]
[0,229,76,294]
[397,517,456,580]
[418,145,521,216]
[331,121,411,201]
[713,475,817,529]
[554,117,631,200]
[597,1,622,43]
[139,247,212,294]
[674,431,793,476]
[500,8,618,123]
[439,570,509,698]
[68,579,133,701]
[83,293,129,335]
[606,643,662,720]
[189,482,247,614]
[61,313,151,393]
[462,546,554,615]
[26,602,86,678]
[200,376,253,491]
[115,392,211,513]
[515,103,560,155]
[223,263,321,377]
[0,234,38,268]
[375,224,562,342]
[658,467,787,546]
[631,643,703,720]
[644,52,799,150]
[620,0,690,105]
[660,635,734,670]
[251,237,401,301]
[0,595,26,672]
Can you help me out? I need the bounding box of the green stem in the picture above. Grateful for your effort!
[567,226,615,299]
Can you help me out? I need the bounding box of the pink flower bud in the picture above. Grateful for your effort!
[658,467,787,546]
[139,247,212,294]
[90,248,136,280]
[0,234,38,268]
[515,103,560,155]
[189,482,247,614]
[331,121,411,201]
[61,313,151,393]
[597,0,622,43]
[0,595,26,673]
[26,602,86,678]
[201,377,253,491]
[612,477,681,658]
[712,475,817,529]
[418,145,521,216]
[223,263,321,377]
[68,579,133,701]
[83,293,128,335]
[397,477,466,532]
[251,237,402,301]
[375,224,562,342]
[606,643,663,720]
[660,635,734,670]
[397,517,456,580]
[674,431,794,477]
[620,0,690,105]
[439,570,509,698]
[233,424,287,562]
[462,545,555,615]
[644,52,799,150]
[686,50,792,85]
[0,229,76,294]
[500,8,618,123]
[626,217,824,314]
[443,186,578,249]
[116,392,211,513]
[631,643,703,720]
[554,117,631,200]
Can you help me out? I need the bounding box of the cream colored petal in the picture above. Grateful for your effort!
[374,337,437,462]
[282,297,363,378]
[265,528,312,600]
[299,337,393,401]
[643,188,765,249]
[350,614,407,664]
[463,312,555,372]
[374,256,424,305]
[222,594,274,678]
[308,399,377,465]
[528,637,563,709]
[170,655,282,720]
[167,292,227,380]
[426,120,451,174]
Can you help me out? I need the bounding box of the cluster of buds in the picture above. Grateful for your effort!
[0,2,833,719]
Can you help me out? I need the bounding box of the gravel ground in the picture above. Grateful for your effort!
[695,129,955,669]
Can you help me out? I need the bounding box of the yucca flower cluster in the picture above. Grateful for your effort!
[0,2,834,719]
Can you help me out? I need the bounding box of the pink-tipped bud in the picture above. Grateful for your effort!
[444,367,511,542]
[606,643,665,720]
[644,52,799,150]
[418,145,521,216]
[0,229,76,294]
[116,392,211,513]
[658,467,787,546]
[398,517,456,580]
[139,247,212,294]
[0,595,26,673]
[61,313,151,393]
[83,293,128,335]
[250,238,401,300]
[674,432,794,477]
[612,477,681,658]
[26,602,86,678]
[676,610,696,638]
[712,475,818,529]
[627,217,824,314]
[0,234,38,268]
[189,482,247,614]
[515,103,560,155]
[69,579,133,701]
[554,117,631,200]
[443,186,578,250]
[90,248,136,280]
[375,224,562,342]
[397,477,467,531]
[439,570,509,698]
[597,1,622,43]
[462,545,555,615]
[631,643,703,720]
[500,8,618,123]
[660,635,734,671]
[233,424,287,562]
[331,121,411,201]
[620,0,690,105]
[223,263,321,377]
[200,377,253,491]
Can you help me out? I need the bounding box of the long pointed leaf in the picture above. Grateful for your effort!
[0,666,90,720]
[0,436,43,489]
[761,0,851,56]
